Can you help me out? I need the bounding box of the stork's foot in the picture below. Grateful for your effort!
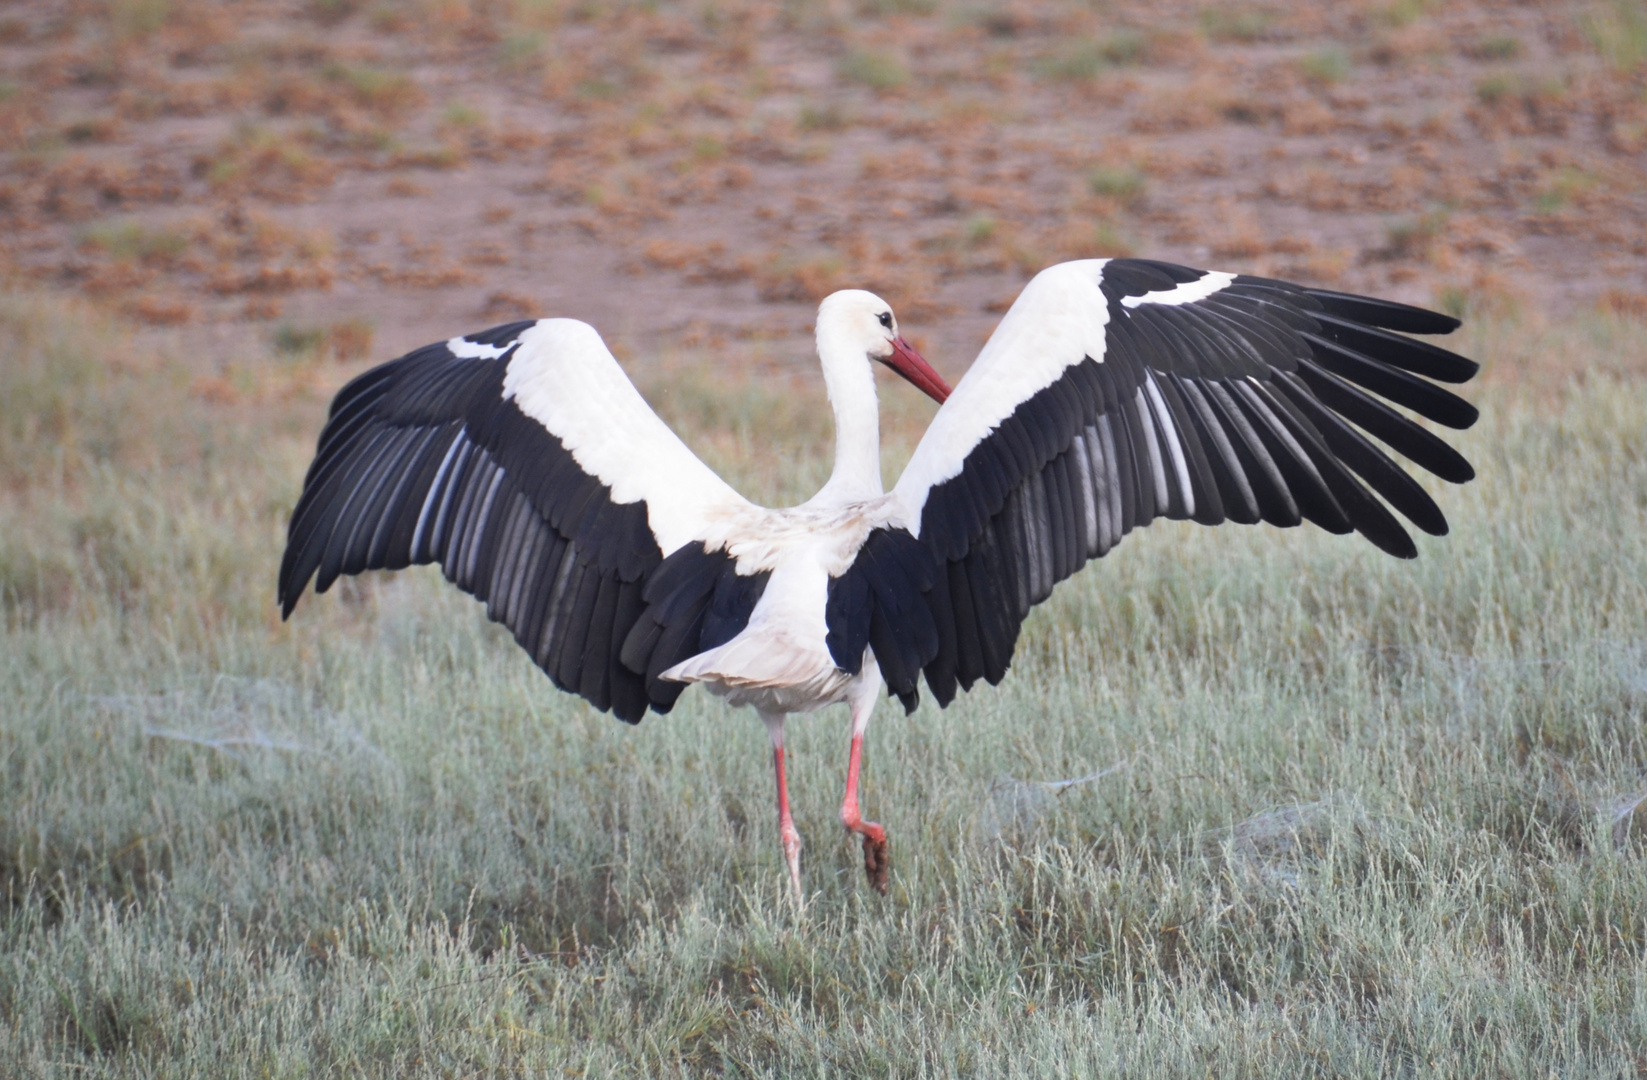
[861,832,889,894]
[780,819,805,906]
[843,809,890,894]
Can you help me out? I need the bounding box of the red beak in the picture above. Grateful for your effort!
[882,336,951,404]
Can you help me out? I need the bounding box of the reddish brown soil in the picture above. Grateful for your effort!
[3,0,1644,382]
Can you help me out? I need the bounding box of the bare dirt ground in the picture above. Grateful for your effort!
[2,0,1645,384]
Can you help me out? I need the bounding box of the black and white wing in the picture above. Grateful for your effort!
[278,318,769,722]
[829,258,1479,710]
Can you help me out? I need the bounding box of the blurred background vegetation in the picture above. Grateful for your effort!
[0,0,1643,371]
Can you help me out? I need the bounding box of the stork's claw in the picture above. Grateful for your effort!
[862,832,889,894]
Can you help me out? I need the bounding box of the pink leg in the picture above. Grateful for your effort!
[763,712,803,903]
[839,692,889,894]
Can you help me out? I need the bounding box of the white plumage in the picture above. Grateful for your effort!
[892,262,1112,521]
[280,257,1481,900]
[503,319,751,554]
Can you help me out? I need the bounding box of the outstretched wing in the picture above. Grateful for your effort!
[278,318,766,722]
[831,258,1479,710]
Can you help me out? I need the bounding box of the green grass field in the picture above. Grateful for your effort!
[3,295,1647,1077]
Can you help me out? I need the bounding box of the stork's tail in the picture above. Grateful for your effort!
[661,630,826,689]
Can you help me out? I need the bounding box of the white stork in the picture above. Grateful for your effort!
[278,258,1479,899]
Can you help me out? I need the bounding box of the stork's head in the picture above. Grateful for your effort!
[816,289,951,404]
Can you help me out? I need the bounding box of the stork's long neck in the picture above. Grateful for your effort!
[813,326,883,505]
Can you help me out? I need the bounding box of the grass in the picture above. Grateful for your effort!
[1584,0,1647,71]
[1376,0,1431,29]
[1474,71,1515,105]
[963,214,997,244]
[322,62,425,118]
[1088,165,1147,205]
[78,220,190,266]
[1199,8,1269,43]
[1382,208,1450,258]
[1534,166,1598,213]
[838,49,909,92]
[1298,47,1352,85]
[1465,34,1523,61]
[1039,32,1150,82]
[1097,29,1151,65]
[108,0,173,40]
[798,102,850,130]
[201,125,337,200]
[857,0,937,16]
[498,30,547,73]
[4,294,1647,1075]
[439,101,486,128]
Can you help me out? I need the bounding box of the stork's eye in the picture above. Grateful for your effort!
[877,312,893,329]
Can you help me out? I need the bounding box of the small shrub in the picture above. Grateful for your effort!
[1200,8,1268,43]
[1472,72,1570,133]
[1583,0,1647,71]
[856,0,936,15]
[757,253,846,302]
[1382,209,1449,257]
[798,103,849,130]
[1131,77,1232,132]
[499,31,546,72]
[327,318,374,361]
[1533,167,1596,213]
[367,3,409,32]
[1298,48,1351,85]
[1102,30,1150,64]
[79,221,190,265]
[272,323,327,355]
[390,144,460,169]
[271,318,373,360]
[123,296,193,326]
[1040,43,1106,81]
[1375,0,1429,28]
[575,76,621,100]
[1436,283,1470,319]
[441,101,485,127]
[693,135,725,162]
[1088,166,1147,204]
[1090,219,1134,256]
[109,0,171,39]
[308,0,362,24]
[839,50,909,91]
[1600,289,1647,321]
[1475,72,1515,105]
[323,63,425,118]
[1039,31,1153,79]
[199,126,338,200]
[63,116,120,144]
[1465,34,1522,61]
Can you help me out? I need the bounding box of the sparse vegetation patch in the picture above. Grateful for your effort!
[0,0,1635,359]
[838,48,909,91]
